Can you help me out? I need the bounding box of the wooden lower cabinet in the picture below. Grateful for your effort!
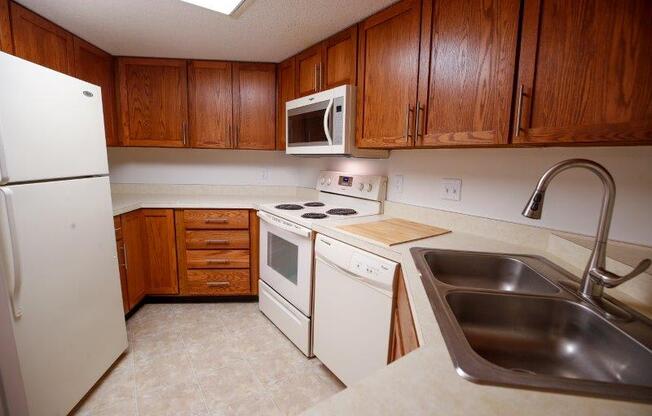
[121,210,148,310]
[114,217,130,314]
[176,209,258,296]
[142,209,179,295]
[389,270,419,362]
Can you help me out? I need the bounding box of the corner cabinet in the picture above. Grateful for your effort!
[117,57,189,147]
[232,63,276,150]
[10,2,74,75]
[121,210,148,309]
[73,36,118,146]
[513,0,652,145]
[142,209,179,295]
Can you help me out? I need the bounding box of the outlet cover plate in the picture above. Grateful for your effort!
[441,178,462,201]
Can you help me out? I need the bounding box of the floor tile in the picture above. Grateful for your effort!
[197,363,262,412]
[135,351,196,394]
[209,390,282,416]
[269,371,344,416]
[136,380,208,416]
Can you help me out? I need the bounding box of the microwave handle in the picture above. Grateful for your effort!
[323,99,333,146]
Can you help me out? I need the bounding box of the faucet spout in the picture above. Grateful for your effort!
[522,159,650,303]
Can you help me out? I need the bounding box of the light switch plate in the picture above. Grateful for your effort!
[441,178,462,201]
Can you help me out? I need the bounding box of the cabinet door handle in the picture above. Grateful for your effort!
[205,218,228,224]
[404,104,414,141]
[207,259,230,264]
[318,63,322,90]
[415,102,424,144]
[123,245,128,271]
[228,124,232,148]
[314,64,319,91]
[205,239,229,245]
[182,122,188,146]
[514,84,525,137]
[207,281,230,287]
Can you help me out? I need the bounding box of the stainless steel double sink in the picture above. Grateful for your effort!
[411,248,652,403]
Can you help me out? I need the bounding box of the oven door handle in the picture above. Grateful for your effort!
[257,211,311,238]
[323,99,333,146]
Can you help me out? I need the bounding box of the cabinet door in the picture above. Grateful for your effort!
[322,25,357,90]
[117,57,188,147]
[295,44,322,97]
[122,210,147,309]
[0,0,12,53]
[73,37,118,146]
[276,57,295,151]
[233,62,276,150]
[10,2,74,74]
[389,270,419,363]
[417,0,520,146]
[514,0,652,144]
[116,240,130,314]
[143,209,179,295]
[188,60,233,148]
[357,0,422,148]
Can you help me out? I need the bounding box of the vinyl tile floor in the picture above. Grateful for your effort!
[72,302,345,416]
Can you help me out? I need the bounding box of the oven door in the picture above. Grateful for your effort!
[258,212,313,316]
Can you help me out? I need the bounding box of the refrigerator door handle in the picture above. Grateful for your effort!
[0,188,22,318]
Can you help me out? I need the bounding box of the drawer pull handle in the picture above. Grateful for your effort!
[207,281,230,287]
[205,239,229,245]
[205,219,228,224]
[207,259,230,264]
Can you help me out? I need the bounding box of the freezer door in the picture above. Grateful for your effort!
[0,52,108,184]
[0,176,127,416]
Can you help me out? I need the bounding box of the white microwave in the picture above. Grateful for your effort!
[285,85,387,158]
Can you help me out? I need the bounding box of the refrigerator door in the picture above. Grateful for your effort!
[0,176,127,416]
[0,52,108,185]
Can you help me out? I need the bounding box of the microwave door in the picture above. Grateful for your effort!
[287,100,330,148]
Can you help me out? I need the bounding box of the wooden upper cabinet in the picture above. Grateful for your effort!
[357,0,422,148]
[0,0,12,53]
[117,57,188,147]
[322,25,357,90]
[188,60,233,148]
[73,37,118,146]
[295,44,322,97]
[121,210,147,309]
[276,57,295,151]
[514,0,652,144]
[233,62,276,150]
[10,2,74,74]
[142,209,179,295]
[417,0,520,147]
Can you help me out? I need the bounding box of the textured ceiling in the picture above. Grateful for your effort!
[16,0,395,62]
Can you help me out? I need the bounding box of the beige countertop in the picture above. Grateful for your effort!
[305,215,652,416]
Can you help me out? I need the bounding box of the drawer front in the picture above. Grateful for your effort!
[183,210,249,229]
[182,269,251,295]
[186,250,250,269]
[185,230,250,249]
[114,216,123,240]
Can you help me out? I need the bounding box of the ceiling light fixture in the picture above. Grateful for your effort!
[179,0,245,15]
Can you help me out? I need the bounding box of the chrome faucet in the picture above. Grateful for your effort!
[522,159,651,304]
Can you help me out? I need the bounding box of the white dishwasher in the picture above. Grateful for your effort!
[313,234,398,386]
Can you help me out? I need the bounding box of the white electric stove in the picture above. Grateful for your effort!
[257,171,387,356]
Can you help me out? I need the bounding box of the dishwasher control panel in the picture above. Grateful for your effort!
[350,253,395,282]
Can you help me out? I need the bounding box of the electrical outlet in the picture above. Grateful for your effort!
[259,168,270,182]
[441,178,462,201]
[392,175,404,194]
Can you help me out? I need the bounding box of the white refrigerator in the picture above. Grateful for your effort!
[0,52,128,415]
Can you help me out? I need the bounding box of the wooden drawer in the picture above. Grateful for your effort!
[182,269,250,295]
[186,250,250,269]
[185,230,249,249]
[113,216,122,240]
[183,210,249,229]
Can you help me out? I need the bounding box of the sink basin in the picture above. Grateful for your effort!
[411,247,652,402]
[447,292,652,386]
[422,251,559,294]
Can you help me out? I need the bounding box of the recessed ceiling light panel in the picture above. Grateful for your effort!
[179,0,245,15]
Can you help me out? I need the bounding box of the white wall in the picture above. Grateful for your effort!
[108,146,652,246]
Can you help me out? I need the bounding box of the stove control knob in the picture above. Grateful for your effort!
[320,176,325,185]
[326,177,332,185]
[358,183,365,191]
[366,183,373,192]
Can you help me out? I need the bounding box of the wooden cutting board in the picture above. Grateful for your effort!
[338,218,450,246]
